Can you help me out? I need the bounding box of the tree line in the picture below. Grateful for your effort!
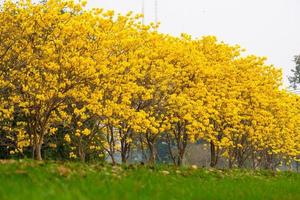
[0,0,299,169]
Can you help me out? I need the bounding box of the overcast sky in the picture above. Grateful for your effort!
[86,0,300,87]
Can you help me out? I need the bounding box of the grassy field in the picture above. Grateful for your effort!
[0,160,299,200]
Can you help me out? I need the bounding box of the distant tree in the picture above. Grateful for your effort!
[289,55,300,89]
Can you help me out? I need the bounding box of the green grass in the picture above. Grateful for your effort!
[0,160,299,200]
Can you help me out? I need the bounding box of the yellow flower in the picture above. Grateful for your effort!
[64,134,71,143]
[81,128,91,136]
[49,143,57,148]
[69,152,77,159]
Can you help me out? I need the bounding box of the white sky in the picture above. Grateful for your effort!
[86,0,300,87]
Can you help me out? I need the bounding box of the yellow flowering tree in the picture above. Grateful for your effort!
[0,0,100,160]
[0,0,299,168]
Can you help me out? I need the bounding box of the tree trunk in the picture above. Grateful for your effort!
[35,142,42,161]
[121,151,127,164]
[228,150,233,168]
[228,158,233,168]
[121,140,130,164]
[177,151,184,166]
[148,144,156,165]
[251,152,257,169]
[237,151,243,168]
[139,135,147,162]
[79,146,85,162]
[210,141,217,167]
[177,157,182,166]
[32,145,36,160]
[109,153,116,165]
[146,133,157,165]
[166,133,176,165]
[174,129,187,166]
[111,155,116,165]
[120,128,132,164]
[176,141,186,166]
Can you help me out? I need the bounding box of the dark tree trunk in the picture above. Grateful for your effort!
[177,148,185,166]
[228,150,233,168]
[121,151,127,164]
[148,144,156,164]
[146,132,157,165]
[121,140,130,164]
[35,142,42,161]
[33,132,43,161]
[79,145,85,162]
[166,133,176,165]
[120,129,131,164]
[174,123,187,166]
[139,135,147,162]
[110,154,116,165]
[210,141,217,167]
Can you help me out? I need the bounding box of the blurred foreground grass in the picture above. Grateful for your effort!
[0,160,299,200]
